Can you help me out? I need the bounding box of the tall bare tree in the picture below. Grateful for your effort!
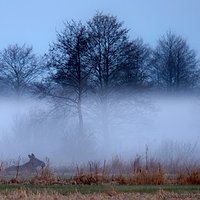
[87,13,130,99]
[0,44,41,96]
[45,21,90,134]
[86,13,150,97]
[85,13,151,138]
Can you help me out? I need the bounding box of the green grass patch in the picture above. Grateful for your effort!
[113,185,200,193]
[0,184,199,195]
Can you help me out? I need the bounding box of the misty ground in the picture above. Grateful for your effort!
[0,92,199,166]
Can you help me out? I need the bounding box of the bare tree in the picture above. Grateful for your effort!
[40,13,151,138]
[87,13,131,99]
[86,13,150,97]
[151,31,199,90]
[85,13,151,136]
[121,39,151,89]
[0,44,41,96]
[45,21,90,134]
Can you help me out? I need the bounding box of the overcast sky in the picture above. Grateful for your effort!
[0,0,200,56]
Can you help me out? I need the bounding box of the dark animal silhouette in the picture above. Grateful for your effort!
[5,153,45,173]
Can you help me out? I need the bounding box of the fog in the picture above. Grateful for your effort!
[0,93,199,166]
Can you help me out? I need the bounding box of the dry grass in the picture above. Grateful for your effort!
[0,156,200,199]
[1,155,200,185]
[0,189,200,200]
[177,170,200,185]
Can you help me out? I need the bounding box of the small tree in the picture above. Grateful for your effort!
[0,44,41,96]
[151,32,199,90]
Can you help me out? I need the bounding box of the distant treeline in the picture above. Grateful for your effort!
[0,12,199,98]
[0,12,199,131]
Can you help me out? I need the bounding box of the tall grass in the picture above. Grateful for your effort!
[0,152,200,185]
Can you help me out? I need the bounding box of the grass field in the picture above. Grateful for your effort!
[1,156,200,199]
[0,184,200,199]
[0,184,199,194]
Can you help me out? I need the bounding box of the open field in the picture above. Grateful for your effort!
[0,192,200,200]
[0,185,200,199]
[0,184,200,194]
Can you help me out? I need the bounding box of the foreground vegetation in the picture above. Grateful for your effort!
[0,185,200,200]
[0,184,200,194]
[1,160,200,199]
[1,155,200,185]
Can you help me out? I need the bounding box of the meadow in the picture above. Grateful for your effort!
[0,184,199,199]
[0,156,200,199]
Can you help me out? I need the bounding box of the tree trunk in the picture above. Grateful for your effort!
[77,95,84,135]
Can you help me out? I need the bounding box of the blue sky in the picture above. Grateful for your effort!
[0,0,200,56]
